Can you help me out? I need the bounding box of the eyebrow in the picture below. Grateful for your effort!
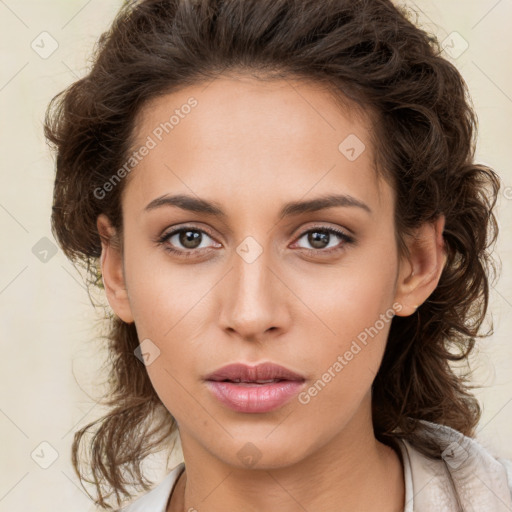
[144,193,372,218]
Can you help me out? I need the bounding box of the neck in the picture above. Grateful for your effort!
[168,405,404,512]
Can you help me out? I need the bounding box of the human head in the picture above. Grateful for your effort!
[45,0,500,507]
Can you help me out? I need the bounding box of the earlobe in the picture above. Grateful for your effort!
[97,214,134,323]
[394,215,447,317]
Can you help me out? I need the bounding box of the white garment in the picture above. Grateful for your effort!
[119,421,512,511]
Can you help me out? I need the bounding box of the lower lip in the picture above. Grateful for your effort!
[205,380,305,413]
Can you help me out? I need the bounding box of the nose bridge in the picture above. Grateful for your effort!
[221,237,283,338]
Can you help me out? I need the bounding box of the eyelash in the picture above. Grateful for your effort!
[156,225,355,259]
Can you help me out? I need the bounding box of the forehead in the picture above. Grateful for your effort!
[123,75,390,218]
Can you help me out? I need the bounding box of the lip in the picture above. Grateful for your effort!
[204,362,306,382]
[204,362,306,413]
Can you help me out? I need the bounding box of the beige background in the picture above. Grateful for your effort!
[0,0,511,510]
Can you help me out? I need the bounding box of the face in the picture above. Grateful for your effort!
[99,75,438,470]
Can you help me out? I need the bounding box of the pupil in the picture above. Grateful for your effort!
[180,230,201,249]
[309,231,329,249]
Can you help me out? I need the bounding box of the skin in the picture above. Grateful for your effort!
[97,75,447,512]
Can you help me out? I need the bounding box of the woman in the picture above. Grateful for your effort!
[44,0,512,510]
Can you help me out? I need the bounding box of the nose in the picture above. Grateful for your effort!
[218,244,291,342]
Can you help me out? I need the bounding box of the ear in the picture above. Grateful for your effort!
[97,214,134,323]
[393,214,447,317]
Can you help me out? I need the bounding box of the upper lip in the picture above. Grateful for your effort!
[204,362,306,382]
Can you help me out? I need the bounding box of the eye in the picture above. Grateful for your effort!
[292,226,354,255]
[157,226,220,258]
[157,224,355,259]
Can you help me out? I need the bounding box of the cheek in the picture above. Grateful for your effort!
[123,243,216,339]
[294,240,398,349]
[291,248,398,408]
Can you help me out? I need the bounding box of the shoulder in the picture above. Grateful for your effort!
[398,420,512,512]
[117,462,185,512]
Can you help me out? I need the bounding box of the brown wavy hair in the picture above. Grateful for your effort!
[44,0,501,508]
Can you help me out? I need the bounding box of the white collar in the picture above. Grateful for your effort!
[397,421,512,511]
[120,462,185,512]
